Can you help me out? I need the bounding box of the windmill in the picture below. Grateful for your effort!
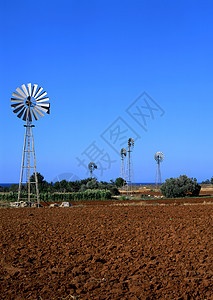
[154,152,164,185]
[120,148,126,183]
[126,138,134,192]
[11,83,50,206]
[88,162,97,178]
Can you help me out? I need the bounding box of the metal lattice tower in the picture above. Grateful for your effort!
[120,148,126,181]
[126,138,134,193]
[154,152,164,185]
[88,162,97,178]
[11,83,50,206]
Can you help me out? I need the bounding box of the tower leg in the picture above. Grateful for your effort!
[120,157,126,189]
[27,125,31,203]
[18,126,28,203]
[158,164,161,184]
[155,162,161,185]
[31,126,39,206]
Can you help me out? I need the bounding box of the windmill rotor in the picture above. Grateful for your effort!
[88,162,97,171]
[128,138,134,149]
[88,162,97,177]
[154,152,164,163]
[11,83,50,122]
[121,148,127,158]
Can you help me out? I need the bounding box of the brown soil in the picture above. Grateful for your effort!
[40,196,213,207]
[0,204,212,299]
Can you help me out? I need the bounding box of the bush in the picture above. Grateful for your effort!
[40,189,112,202]
[161,175,201,198]
[115,177,126,187]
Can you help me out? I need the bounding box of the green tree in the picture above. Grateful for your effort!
[201,179,210,184]
[86,178,99,189]
[161,175,201,198]
[9,184,19,192]
[60,180,68,192]
[115,177,126,187]
[30,172,44,183]
[30,172,49,193]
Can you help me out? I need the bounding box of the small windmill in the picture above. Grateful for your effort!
[154,152,164,185]
[11,83,50,206]
[120,148,126,182]
[88,162,97,178]
[126,138,134,192]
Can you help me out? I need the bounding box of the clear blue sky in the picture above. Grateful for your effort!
[1,0,213,183]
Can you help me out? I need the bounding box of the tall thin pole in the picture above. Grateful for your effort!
[31,126,39,205]
[155,159,161,185]
[27,124,31,202]
[120,156,125,180]
[127,145,131,191]
[18,126,28,203]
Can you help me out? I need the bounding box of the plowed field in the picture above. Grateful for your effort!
[0,204,212,299]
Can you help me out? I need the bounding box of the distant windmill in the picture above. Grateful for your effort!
[88,162,97,178]
[126,138,135,192]
[120,148,126,183]
[11,83,50,206]
[154,152,164,185]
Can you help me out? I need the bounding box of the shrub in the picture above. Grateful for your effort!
[115,177,126,187]
[108,186,120,196]
[119,195,129,200]
[161,175,201,198]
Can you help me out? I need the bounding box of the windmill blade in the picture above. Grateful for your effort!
[34,87,43,99]
[28,108,32,122]
[38,105,50,114]
[36,91,47,100]
[21,84,29,97]
[11,102,24,108]
[11,98,24,103]
[31,108,39,121]
[35,97,49,103]
[32,84,38,97]
[27,83,32,96]
[37,104,50,114]
[16,87,27,98]
[23,108,29,121]
[12,92,25,100]
[13,104,25,114]
[17,107,26,119]
[35,105,49,114]
[34,106,44,117]
[36,103,50,108]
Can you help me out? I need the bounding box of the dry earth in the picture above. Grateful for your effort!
[0,204,212,299]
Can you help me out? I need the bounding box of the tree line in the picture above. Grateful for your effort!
[0,173,126,195]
